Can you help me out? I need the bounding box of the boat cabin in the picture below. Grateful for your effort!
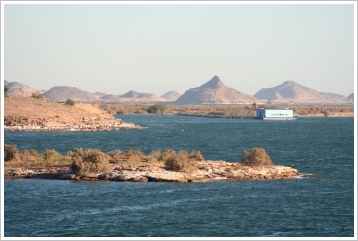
[256,109,296,120]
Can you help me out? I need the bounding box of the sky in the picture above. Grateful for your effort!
[2,1,356,97]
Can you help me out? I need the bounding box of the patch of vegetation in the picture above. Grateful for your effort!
[18,149,41,163]
[5,145,209,174]
[4,86,9,97]
[4,144,19,162]
[69,148,111,176]
[4,144,278,177]
[31,92,44,99]
[146,104,167,114]
[240,147,273,166]
[42,149,63,165]
[164,151,193,172]
[207,111,225,116]
[4,145,71,166]
[65,99,75,106]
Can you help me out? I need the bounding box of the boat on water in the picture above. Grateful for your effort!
[256,108,297,120]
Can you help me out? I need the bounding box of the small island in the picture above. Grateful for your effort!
[4,146,302,182]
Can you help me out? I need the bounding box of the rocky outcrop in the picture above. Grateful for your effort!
[5,161,303,182]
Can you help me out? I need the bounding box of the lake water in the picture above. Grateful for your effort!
[3,115,355,237]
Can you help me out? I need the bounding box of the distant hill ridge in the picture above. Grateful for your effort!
[4,78,352,104]
[43,86,102,102]
[254,80,346,102]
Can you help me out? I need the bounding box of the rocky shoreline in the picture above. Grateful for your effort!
[5,161,303,182]
[4,116,143,131]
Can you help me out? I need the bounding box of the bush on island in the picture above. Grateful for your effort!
[4,144,18,162]
[42,149,63,165]
[69,148,111,176]
[241,147,273,166]
[164,151,192,172]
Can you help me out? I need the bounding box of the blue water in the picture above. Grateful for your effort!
[3,115,355,237]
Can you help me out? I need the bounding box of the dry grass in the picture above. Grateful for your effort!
[241,147,273,166]
[4,146,207,174]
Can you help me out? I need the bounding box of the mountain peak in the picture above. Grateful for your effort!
[175,76,257,104]
[121,90,140,98]
[281,80,298,86]
[200,75,226,89]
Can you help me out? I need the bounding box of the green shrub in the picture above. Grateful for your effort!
[41,149,62,165]
[149,150,161,160]
[107,149,123,163]
[70,148,111,176]
[158,149,177,162]
[19,149,40,163]
[65,99,75,106]
[147,105,167,114]
[125,149,144,159]
[241,147,273,166]
[4,144,18,162]
[4,86,9,97]
[164,151,192,172]
[31,92,44,99]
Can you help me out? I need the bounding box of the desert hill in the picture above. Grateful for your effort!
[175,76,258,104]
[43,86,167,103]
[43,86,102,102]
[4,81,41,97]
[100,94,123,102]
[254,81,346,103]
[119,90,167,102]
[160,91,181,102]
[346,93,354,101]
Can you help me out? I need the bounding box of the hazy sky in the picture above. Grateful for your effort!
[3,2,356,96]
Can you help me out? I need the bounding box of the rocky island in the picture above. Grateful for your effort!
[4,146,302,182]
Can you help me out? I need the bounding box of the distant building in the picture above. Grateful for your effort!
[256,109,297,120]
